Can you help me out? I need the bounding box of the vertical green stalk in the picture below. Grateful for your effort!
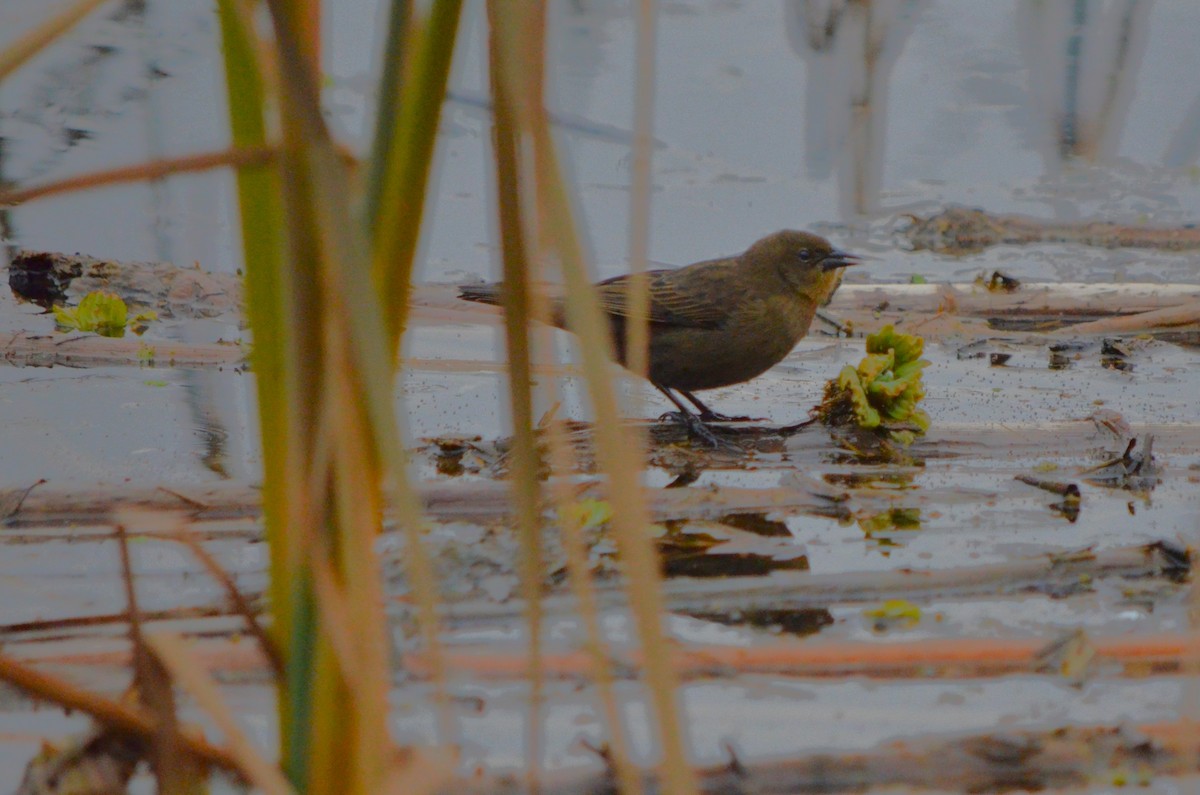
[365,0,413,232]
[367,0,463,350]
[262,0,464,785]
[363,0,463,746]
[215,0,300,769]
[253,0,410,789]
[273,60,329,795]
[214,0,286,563]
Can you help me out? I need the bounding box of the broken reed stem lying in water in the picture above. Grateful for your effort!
[5,426,1200,524]
[6,541,1185,666]
[437,541,1187,626]
[0,652,242,775]
[406,630,1200,683]
[15,615,1200,688]
[1063,299,1200,334]
[4,540,1191,714]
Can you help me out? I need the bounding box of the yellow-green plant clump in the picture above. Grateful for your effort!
[53,291,156,337]
[819,325,930,444]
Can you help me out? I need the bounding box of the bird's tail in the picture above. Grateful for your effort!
[457,282,503,306]
[458,282,571,329]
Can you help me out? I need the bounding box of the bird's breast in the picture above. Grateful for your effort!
[645,294,817,391]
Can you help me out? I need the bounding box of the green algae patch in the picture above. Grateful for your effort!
[819,325,930,444]
[53,291,157,338]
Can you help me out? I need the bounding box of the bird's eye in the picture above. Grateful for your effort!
[797,249,812,262]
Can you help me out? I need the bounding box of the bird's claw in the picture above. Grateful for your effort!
[660,412,743,451]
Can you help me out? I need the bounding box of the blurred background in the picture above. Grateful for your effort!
[5,0,1200,283]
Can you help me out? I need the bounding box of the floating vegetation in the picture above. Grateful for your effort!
[1101,337,1135,372]
[52,291,156,337]
[558,498,613,531]
[858,507,922,536]
[719,512,793,537]
[687,607,833,637]
[1083,436,1161,493]
[863,599,922,631]
[976,270,1021,292]
[661,547,810,579]
[1016,474,1083,523]
[1015,474,1080,498]
[823,470,917,490]
[818,325,930,445]
[425,436,501,477]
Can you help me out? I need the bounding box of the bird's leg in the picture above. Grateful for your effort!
[653,385,737,449]
[678,390,763,423]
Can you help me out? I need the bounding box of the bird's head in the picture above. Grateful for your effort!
[744,230,860,304]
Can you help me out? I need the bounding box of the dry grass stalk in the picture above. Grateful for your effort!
[486,11,549,787]
[0,0,111,82]
[116,524,209,791]
[621,0,658,386]
[149,633,293,795]
[0,652,239,773]
[0,147,273,207]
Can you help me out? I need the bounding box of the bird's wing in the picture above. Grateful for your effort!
[595,265,733,329]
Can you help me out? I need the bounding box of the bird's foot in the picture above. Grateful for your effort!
[659,412,742,451]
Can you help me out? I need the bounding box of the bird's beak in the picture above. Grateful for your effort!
[822,248,861,271]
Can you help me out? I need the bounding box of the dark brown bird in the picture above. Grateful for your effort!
[459,230,858,445]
